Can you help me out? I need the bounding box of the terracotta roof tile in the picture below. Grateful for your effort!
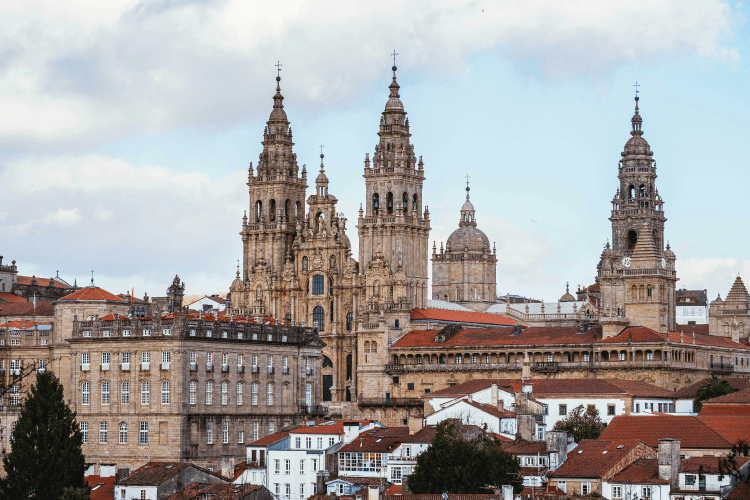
[726,481,750,500]
[674,378,750,399]
[402,426,438,443]
[0,293,28,303]
[463,400,517,419]
[675,324,710,336]
[703,388,750,405]
[164,482,263,500]
[426,379,497,397]
[386,485,402,495]
[289,421,351,435]
[548,440,650,479]
[99,314,130,321]
[393,326,600,349]
[0,302,54,317]
[597,327,667,344]
[502,440,549,455]
[117,462,195,486]
[0,321,52,330]
[600,415,732,449]
[338,427,410,453]
[666,330,750,350]
[517,486,568,499]
[248,431,289,447]
[16,275,69,289]
[609,458,669,484]
[410,308,515,326]
[383,495,498,500]
[699,405,750,416]
[85,475,116,500]
[697,416,750,445]
[59,287,128,303]
[680,456,750,474]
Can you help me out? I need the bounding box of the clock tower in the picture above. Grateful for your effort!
[597,96,678,337]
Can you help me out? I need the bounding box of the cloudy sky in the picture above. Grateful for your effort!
[1,0,749,302]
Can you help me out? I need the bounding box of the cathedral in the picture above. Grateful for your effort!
[229,64,750,424]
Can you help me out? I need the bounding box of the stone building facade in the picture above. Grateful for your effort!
[431,185,497,312]
[709,276,749,340]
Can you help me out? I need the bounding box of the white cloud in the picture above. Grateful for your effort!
[44,208,81,224]
[0,0,738,153]
[678,257,750,296]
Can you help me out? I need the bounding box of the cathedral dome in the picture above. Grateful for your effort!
[461,198,475,212]
[559,283,576,302]
[446,225,490,253]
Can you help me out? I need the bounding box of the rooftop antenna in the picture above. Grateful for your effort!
[90,270,95,286]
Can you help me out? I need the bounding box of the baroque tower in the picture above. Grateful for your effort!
[355,64,431,403]
[231,74,308,317]
[597,96,677,337]
[431,182,497,311]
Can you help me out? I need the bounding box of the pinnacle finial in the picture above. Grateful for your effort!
[465,174,471,199]
[391,50,398,74]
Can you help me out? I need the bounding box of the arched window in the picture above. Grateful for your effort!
[456,288,462,301]
[285,199,291,219]
[373,193,380,215]
[296,201,302,218]
[456,354,462,364]
[387,192,394,215]
[322,356,333,368]
[346,312,353,331]
[627,230,638,250]
[312,275,324,295]
[269,199,276,221]
[330,301,334,321]
[639,185,646,197]
[255,200,263,222]
[403,192,409,213]
[371,341,377,351]
[472,287,477,300]
[647,286,653,298]
[416,355,422,364]
[653,229,660,250]
[628,186,635,200]
[302,256,308,271]
[346,354,353,380]
[119,422,127,444]
[313,306,325,331]
[413,194,418,213]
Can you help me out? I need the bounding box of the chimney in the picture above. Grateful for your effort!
[116,468,130,482]
[467,393,473,403]
[343,422,360,443]
[221,456,235,479]
[402,475,412,495]
[497,399,504,412]
[517,414,535,442]
[658,439,681,486]
[368,485,380,500]
[545,430,568,471]
[491,383,499,406]
[502,485,513,500]
[408,414,424,435]
[316,470,330,496]
[521,353,531,381]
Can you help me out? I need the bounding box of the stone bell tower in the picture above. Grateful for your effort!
[597,95,677,337]
[355,63,431,404]
[230,73,308,317]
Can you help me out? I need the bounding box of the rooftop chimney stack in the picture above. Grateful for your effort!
[658,438,681,487]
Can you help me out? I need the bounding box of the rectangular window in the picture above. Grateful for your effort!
[81,422,88,443]
[608,405,616,416]
[312,458,317,471]
[295,437,301,449]
[142,329,150,336]
[190,352,196,363]
[581,482,591,495]
[238,353,244,368]
[300,484,304,497]
[635,403,640,412]
[82,382,90,405]
[329,437,334,447]
[189,381,196,405]
[285,484,290,498]
[223,421,229,444]
[269,421,274,434]
[162,351,170,369]
[306,437,312,449]
[141,382,150,405]
[641,486,651,499]
[407,383,414,391]
[104,329,111,337]
[207,421,213,444]
[612,486,622,498]
[206,381,213,405]
[685,475,696,485]
[140,422,148,444]
[285,459,291,475]
[121,382,130,404]
[267,383,273,405]
[300,459,305,474]
[102,352,110,370]
[123,329,131,337]
[306,383,312,407]
[583,353,590,362]
[275,460,281,474]
[252,383,258,405]
[559,404,567,415]
[38,359,46,373]
[253,422,259,442]
[237,382,244,405]
[99,422,108,443]
[268,355,273,374]
[161,381,170,404]
[317,437,323,449]
[101,382,110,404]
[120,423,127,444]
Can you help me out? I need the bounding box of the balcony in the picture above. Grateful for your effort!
[532,362,559,373]
[206,364,213,372]
[238,365,245,374]
[81,364,90,372]
[358,396,424,407]
[385,364,403,374]
[711,362,734,373]
[101,363,110,371]
[161,362,171,370]
[121,362,130,371]
[222,364,229,373]
[140,362,150,371]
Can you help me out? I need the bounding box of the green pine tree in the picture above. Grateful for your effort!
[0,370,87,500]
[408,421,522,494]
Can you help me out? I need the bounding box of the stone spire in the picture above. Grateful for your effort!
[726,276,750,303]
[315,152,329,198]
[629,222,660,269]
[459,177,477,227]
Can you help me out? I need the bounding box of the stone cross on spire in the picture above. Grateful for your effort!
[276,61,282,78]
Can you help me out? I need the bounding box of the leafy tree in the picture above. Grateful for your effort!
[553,405,605,443]
[0,370,86,500]
[408,420,522,494]
[718,439,750,487]
[694,376,737,412]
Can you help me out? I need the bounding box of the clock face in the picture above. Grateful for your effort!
[661,257,667,269]
[622,257,631,268]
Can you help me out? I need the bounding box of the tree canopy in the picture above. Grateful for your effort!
[0,370,87,500]
[694,376,737,412]
[553,404,605,443]
[407,420,522,495]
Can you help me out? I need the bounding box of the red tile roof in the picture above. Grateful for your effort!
[383,495,498,500]
[463,400,517,419]
[609,458,669,484]
[85,475,116,500]
[392,326,601,349]
[386,485,402,495]
[680,456,750,474]
[726,481,750,500]
[548,440,651,479]
[0,293,27,303]
[697,416,750,445]
[674,378,750,399]
[0,321,52,330]
[600,415,732,449]
[666,330,750,350]
[289,421,348,435]
[597,327,667,344]
[0,302,54,317]
[402,426,438,444]
[703,388,750,405]
[16,275,69,288]
[59,287,127,303]
[426,379,497,397]
[248,431,289,447]
[410,308,515,326]
[117,462,191,486]
[338,427,410,453]
[164,482,263,500]
[517,486,568,499]
[502,440,550,455]
[675,324,710,336]
[699,405,750,416]
[99,314,130,321]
